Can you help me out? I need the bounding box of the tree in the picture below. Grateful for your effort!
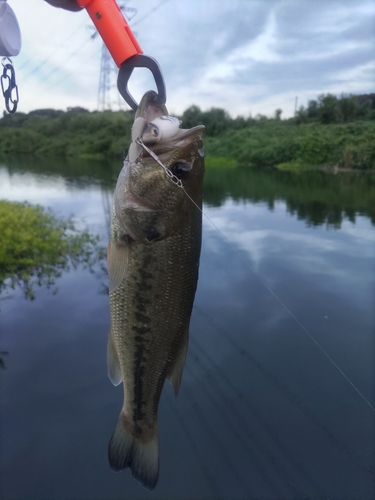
[307,99,318,120]
[317,94,342,124]
[201,107,231,136]
[180,105,203,129]
[357,98,374,120]
[338,94,358,122]
[295,105,308,124]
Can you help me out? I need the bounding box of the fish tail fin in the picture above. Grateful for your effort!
[108,413,159,490]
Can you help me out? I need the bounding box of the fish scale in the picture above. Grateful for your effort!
[109,230,200,434]
[106,91,204,490]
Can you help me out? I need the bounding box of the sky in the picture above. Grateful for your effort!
[3,0,375,118]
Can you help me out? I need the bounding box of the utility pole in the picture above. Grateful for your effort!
[294,96,298,116]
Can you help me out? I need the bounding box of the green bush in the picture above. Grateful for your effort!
[342,141,375,169]
[0,200,105,299]
[0,128,44,153]
[0,94,374,168]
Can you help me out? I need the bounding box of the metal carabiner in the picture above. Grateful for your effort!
[1,58,19,113]
[117,54,166,112]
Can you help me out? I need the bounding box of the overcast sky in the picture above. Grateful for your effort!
[4,0,375,118]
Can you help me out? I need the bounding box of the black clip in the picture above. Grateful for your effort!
[117,54,166,112]
[1,59,19,114]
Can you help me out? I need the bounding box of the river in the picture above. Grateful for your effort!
[0,156,374,499]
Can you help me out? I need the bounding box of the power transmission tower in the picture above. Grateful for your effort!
[96,2,137,111]
[97,44,122,111]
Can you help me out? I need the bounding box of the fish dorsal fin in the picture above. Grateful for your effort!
[167,326,189,396]
[128,117,147,163]
[108,238,129,292]
[107,327,122,386]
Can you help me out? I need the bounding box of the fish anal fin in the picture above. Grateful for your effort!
[167,327,189,397]
[108,238,129,292]
[107,327,122,386]
[108,413,159,491]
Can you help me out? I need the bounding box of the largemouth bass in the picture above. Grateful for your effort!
[107,91,204,490]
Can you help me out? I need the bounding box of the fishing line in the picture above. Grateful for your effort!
[136,138,375,413]
[191,194,375,414]
[131,0,171,28]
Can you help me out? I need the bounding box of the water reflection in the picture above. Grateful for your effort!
[203,166,375,226]
[0,200,106,304]
[0,156,374,500]
[2,154,375,226]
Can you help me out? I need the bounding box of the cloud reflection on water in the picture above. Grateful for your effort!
[1,162,374,499]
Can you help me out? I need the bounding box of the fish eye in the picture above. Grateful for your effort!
[171,161,191,180]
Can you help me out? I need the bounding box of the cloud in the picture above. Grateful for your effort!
[4,0,375,117]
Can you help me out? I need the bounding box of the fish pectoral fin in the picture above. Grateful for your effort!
[167,326,189,397]
[108,238,129,292]
[108,413,159,491]
[107,327,122,386]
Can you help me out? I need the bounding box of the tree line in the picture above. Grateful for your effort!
[0,93,374,169]
[180,93,375,134]
[294,93,375,125]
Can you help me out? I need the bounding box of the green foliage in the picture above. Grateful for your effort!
[203,165,375,226]
[0,128,44,154]
[181,105,247,136]
[317,94,343,124]
[0,92,374,168]
[0,200,105,299]
[0,108,134,158]
[339,95,358,122]
[296,93,375,125]
[206,120,375,169]
[276,161,304,171]
[205,157,237,169]
[342,141,375,169]
[205,122,301,168]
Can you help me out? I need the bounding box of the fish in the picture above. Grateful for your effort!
[107,90,205,490]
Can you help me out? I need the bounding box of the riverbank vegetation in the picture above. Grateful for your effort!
[0,93,374,169]
[0,200,105,300]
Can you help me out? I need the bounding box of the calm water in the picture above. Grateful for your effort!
[0,157,374,500]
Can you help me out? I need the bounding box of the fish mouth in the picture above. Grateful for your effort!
[135,91,204,144]
[135,90,169,123]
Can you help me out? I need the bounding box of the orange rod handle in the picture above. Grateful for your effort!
[77,0,143,67]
